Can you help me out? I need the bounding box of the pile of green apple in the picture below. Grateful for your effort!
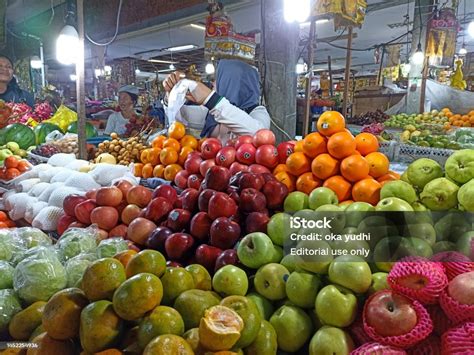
[0,142,28,166]
[385,110,448,129]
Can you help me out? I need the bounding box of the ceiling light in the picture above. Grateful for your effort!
[411,43,424,65]
[56,25,79,65]
[284,0,310,23]
[148,59,178,64]
[94,68,104,78]
[459,44,468,56]
[158,68,175,73]
[169,64,176,70]
[70,74,77,81]
[468,21,474,38]
[296,58,307,74]
[316,18,329,24]
[190,24,206,31]
[163,44,197,52]
[30,56,42,69]
[205,63,215,74]
[135,68,141,74]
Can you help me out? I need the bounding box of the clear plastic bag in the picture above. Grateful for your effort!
[65,253,97,288]
[0,289,22,332]
[9,195,38,221]
[168,79,198,124]
[0,231,26,263]
[15,227,52,248]
[57,227,99,262]
[96,237,129,258]
[0,261,14,289]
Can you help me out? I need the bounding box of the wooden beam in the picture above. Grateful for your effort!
[342,27,353,117]
[76,0,87,160]
[303,20,316,136]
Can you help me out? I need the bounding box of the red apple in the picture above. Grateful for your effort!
[63,194,88,217]
[121,204,142,225]
[174,170,190,189]
[208,192,238,220]
[200,159,216,177]
[277,142,295,163]
[215,249,239,272]
[365,290,418,337]
[248,164,271,175]
[74,199,97,225]
[127,186,152,208]
[216,147,236,168]
[114,180,134,197]
[145,197,173,223]
[203,166,231,192]
[109,224,128,238]
[152,184,178,205]
[57,214,76,236]
[238,172,265,191]
[90,206,119,231]
[187,174,203,190]
[253,129,276,147]
[229,162,249,176]
[167,261,183,268]
[96,186,123,207]
[240,188,267,213]
[115,200,128,218]
[448,271,474,305]
[190,212,213,241]
[245,212,270,234]
[165,233,195,260]
[68,221,86,229]
[261,173,276,183]
[255,145,279,169]
[146,226,173,253]
[235,135,254,150]
[85,189,98,200]
[210,217,241,250]
[226,138,237,147]
[167,209,192,232]
[201,138,222,160]
[127,217,157,245]
[262,180,289,210]
[184,155,203,175]
[236,143,256,165]
[198,189,216,212]
[227,187,240,205]
[180,188,199,212]
[195,244,223,272]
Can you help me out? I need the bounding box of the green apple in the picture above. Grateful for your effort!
[420,178,459,211]
[254,263,289,302]
[458,179,474,211]
[376,197,414,212]
[403,222,437,246]
[267,213,293,246]
[185,264,212,291]
[244,320,278,355]
[237,232,274,269]
[160,267,195,305]
[374,236,433,263]
[412,201,428,211]
[246,293,274,320]
[435,213,471,242]
[315,204,346,233]
[368,272,389,294]
[315,285,357,327]
[269,305,313,353]
[345,202,375,227]
[407,158,443,191]
[309,326,354,355]
[404,210,433,225]
[308,187,338,210]
[329,237,370,260]
[285,271,320,308]
[296,239,333,274]
[457,231,474,258]
[432,241,456,254]
[328,255,372,294]
[212,265,249,297]
[357,216,399,248]
[220,295,262,348]
[0,149,12,160]
[284,191,309,213]
[400,171,411,184]
[380,180,418,204]
[445,149,474,184]
[269,245,283,263]
[280,254,303,273]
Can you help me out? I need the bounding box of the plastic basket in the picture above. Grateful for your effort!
[394,143,454,165]
[378,140,397,160]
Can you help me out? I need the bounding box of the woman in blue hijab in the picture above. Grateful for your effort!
[163,59,270,143]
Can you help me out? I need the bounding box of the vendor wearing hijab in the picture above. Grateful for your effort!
[105,85,139,136]
[0,55,34,107]
[163,59,271,143]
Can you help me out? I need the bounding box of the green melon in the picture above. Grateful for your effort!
[67,122,98,138]
[34,123,62,144]
[3,124,36,149]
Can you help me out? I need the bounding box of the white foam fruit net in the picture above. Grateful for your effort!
[32,207,64,231]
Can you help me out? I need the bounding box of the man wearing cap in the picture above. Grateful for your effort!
[0,55,34,107]
[105,85,139,136]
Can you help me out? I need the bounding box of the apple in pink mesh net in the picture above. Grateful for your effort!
[439,271,474,324]
[350,342,407,355]
[431,251,474,280]
[441,322,474,354]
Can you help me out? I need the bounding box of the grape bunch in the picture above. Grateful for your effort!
[350,110,390,125]
[361,122,385,135]
[32,144,61,158]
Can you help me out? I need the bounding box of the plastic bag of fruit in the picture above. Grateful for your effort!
[42,105,77,132]
[56,226,99,262]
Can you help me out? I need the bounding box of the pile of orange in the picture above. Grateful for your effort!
[444,108,474,129]
[134,122,202,181]
[0,156,30,181]
[275,111,399,205]
[0,211,15,228]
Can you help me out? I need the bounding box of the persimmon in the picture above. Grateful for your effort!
[365,152,390,178]
[302,132,327,158]
[323,175,352,202]
[296,172,321,195]
[352,178,381,205]
[355,133,379,156]
[160,148,179,166]
[168,122,186,140]
[163,138,181,152]
[317,111,346,136]
[164,164,183,181]
[286,152,311,176]
[153,165,165,178]
[340,155,370,182]
[327,132,356,159]
[16,160,30,173]
[311,154,340,180]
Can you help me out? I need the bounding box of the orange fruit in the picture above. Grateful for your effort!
[317,111,346,136]
[164,164,183,181]
[5,220,15,228]
[352,178,381,205]
[152,135,166,149]
[180,135,198,150]
[0,222,8,228]
[160,148,179,166]
[463,122,471,127]
[275,171,296,192]
[168,122,186,140]
[339,200,354,208]
[153,165,165,178]
[294,140,304,153]
[355,133,379,156]
[141,148,161,165]
[311,154,340,180]
[296,172,321,195]
[323,175,352,202]
[340,155,370,182]
[142,164,154,179]
[273,164,290,175]
[327,132,356,159]
[365,152,390,178]
[302,133,327,158]
[445,112,453,118]
[163,138,181,152]
[4,156,18,169]
[377,171,400,183]
[443,123,451,130]
[179,146,194,166]
[0,211,7,222]
[286,152,311,176]
[133,163,144,177]
[114,250,138,269]
[469,117,474,124]
[462,115,470,122]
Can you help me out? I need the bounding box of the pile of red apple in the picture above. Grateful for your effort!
[174,129,295,191]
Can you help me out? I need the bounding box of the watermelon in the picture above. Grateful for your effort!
[34,123,62,144]
[67,122,98,139]
[2,124,36,150]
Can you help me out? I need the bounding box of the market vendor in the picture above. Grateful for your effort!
[163,59,271,142]
[104,85,139,136]
[0,55,34,107]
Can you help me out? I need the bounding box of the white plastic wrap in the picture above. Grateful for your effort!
[47,153,76,167]
[9,195,38,221]
[38,167,67,183]
[28,182,51,197]
[90,164,130,186]
[167,79,198,124]
[65,173,101,191]
[32,206,64,231]
[65,159,91,171]
[38,182,65,202]
[24,201,48,224]
[48,187,83,208]
[50,170,79,184]
[18,178,41,193]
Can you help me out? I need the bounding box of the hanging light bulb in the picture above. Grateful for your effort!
[30,56,42,69]
[70,74,77,81]
[296,58,307,74]
[104,65,112,74]
[205,63,215,74]
[135,68,141,74]
[468,21,474,38]
[412,43,425,65]
[169,64,176,70]
[459,44,468,56]
[284,0,310,23]
[56,25,79,65]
